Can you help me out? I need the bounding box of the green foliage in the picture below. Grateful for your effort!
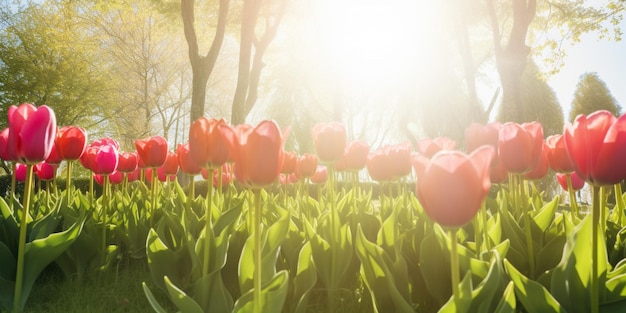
[569,72,622,122]
[498,60,564,136]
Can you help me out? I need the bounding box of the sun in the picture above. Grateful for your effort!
[316,0,445,89]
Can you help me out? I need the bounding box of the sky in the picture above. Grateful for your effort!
[547,23,626,121]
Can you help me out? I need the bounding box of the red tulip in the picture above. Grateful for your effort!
[465,122,501,153]
[233,120,285,188]
[343,140,369,171]
[159,151,179,176]
[524,142,549,180]
[81,143,119,175]
[135,136,168,168]
[387,142,412,178]
[564,111,626,185]
[416,146,494,228]
[7,103,57,164]
[177,143,202,175]
[35,162,57,181]
[109,171,124,185]
[498,122,542,173]
[417,137,456,158]
[156,166,177,182]
[545,135,575,173]
[556,172,585,191]
[281,151,297,174]
[14,163,27,182]
[127,168,140,182]
[311,166,328,184]
[367,149,394,182]
[55,126,87,161]
[188,117,235,169]
[211,163,233,187]
[45,144,63,165]
[118,152,138,173]
[490,158,509,184]
[312,122,346,163]
[0,128,12,161]
[296,153,318,178]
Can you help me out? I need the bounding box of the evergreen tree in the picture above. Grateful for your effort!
[498,60,564,136]
[570,72,622,121]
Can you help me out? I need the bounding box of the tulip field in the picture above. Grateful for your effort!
[3,104,626,313]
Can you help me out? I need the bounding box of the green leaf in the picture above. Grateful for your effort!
[493,281,516,313]
[292,242,317,313]
[355,225,414,313]
[505,259,566,313]
[438,272,473,313]
[193,269,234,313]
[233,270,290,313]
[141,282,169,313]
[164,276,204,313]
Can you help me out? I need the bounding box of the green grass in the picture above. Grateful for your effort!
[24,259,173,313]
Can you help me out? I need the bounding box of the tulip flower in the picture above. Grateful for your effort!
[498,122,543,174]
[157,166,177,183]
[177,143,202,175]
[545,134,575,173]
[311,166,328,184]
[564,111,626,186]
[416,146,494,227]
[342,140,369,171]
[387,142,412,178]
[15,163,27,182]
[0,128,12,161]
[45,144,63,165]
[211,163,233,188]
[7,103,57,164]
[135,135,168,168]
[159,151,179,176]
[465,122,500,153]
[312,122,346,163]
[118,152,139,173]
[233,120,285,188]
[281,151,298,174]
[417,137,456,158]
[34,162,57,181]
[524,142,549,180]
[296,153,318,179]
[91,137,120,149]
[188,117,235,169]
[81,143,119,175]
[367,149,394,182]
[55,126,87,161]
[556,172,585,191]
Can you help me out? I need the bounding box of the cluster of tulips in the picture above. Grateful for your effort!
[3,101,626,313]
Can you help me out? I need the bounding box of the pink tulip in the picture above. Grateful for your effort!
[7,103,57,164]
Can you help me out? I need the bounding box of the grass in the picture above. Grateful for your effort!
[24,258,173,313]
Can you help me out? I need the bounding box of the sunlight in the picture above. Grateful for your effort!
[317,0,446,89]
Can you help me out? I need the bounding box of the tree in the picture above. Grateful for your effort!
[181,0,230,124]
[230,0,289,125]
[570,72,622,121]
[0,1,123,130]
[498,60,564,136]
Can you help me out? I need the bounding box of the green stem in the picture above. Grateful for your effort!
[616,183,624,226]
[202,169,214,278]
[481,201,491,254]
[591,185,600,313]
[187,175,195,211]
[523,203,536,278]
[13,164,34,313]
[449,228,460,308]
[66,161,73,205]
[10,162,16,209]
[102,175,109,266]
[566,173,579,219]
[253,188,263,313]
[151,168,157,213]
[89,174,94,208]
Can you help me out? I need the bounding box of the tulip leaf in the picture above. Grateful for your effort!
[141,282,169,313]
[164,276,204,313]
[505,259,566,312]
[551,215,608,313]
[233,270,289,313]
[292,242,317,313]
[355,225,414,313]
[532,196,559,236]
[493,281,516,313]
[193,268,234,313]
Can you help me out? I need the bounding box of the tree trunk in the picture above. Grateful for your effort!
[487,0,536,122]
[182,0,230,125]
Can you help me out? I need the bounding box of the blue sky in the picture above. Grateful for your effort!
[548,23,626,120]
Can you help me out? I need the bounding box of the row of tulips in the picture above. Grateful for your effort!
[1,102,625,313]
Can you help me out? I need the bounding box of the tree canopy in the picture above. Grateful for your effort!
[570,72,622,121]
